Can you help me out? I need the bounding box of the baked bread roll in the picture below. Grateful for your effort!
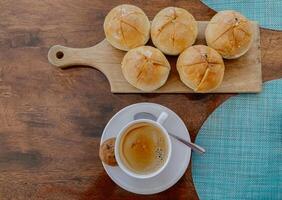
[151,7,198,55]
[104,4,150,51]
[205,10,253,59]
[121,46,170,91]
[177,45,224,92]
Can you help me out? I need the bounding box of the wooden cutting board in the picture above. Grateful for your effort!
[48,21,261,93]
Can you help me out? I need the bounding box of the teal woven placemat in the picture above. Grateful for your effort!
[202,0,282,30]
[192,79,282,199]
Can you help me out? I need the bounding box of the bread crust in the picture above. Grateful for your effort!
[205,10,253,59]
[151,7,198,55]
[104,4,150,51]
[177,45,225,92]
[121,46,171,91]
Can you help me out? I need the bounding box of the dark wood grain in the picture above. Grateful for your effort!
[0,0,281,199]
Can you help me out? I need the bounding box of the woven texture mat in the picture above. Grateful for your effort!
[192,79,282,199]
[202,0,282,30]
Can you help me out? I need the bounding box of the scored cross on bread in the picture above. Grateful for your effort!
[47,21,261,93]
[177,45,225,92]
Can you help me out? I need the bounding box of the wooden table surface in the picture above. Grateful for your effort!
[0,0,281,199]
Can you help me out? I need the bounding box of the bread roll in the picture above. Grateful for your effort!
[177,45,224,92]
[121,46,171,91]
[151,7,198,55]
[205,10,253,59]
[104,4,150,51]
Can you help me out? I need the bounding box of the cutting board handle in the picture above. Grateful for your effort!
[47,41,127,92]
[48,45,96,68]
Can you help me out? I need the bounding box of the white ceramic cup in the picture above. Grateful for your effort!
[115,112,172,179]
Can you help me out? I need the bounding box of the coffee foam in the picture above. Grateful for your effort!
[119,122,168,175]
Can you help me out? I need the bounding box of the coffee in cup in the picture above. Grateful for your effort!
[115,112,171,179]
[118,122,169,175]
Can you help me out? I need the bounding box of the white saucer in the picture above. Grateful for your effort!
[101,103,191,195]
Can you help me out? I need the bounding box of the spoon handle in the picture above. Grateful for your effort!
[169,134,205,154]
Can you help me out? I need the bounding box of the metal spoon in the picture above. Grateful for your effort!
[134,112,205,154]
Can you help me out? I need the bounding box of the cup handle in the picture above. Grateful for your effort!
[156,112,168,125]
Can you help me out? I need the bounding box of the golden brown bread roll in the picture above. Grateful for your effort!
[177,45,225,92]
[151,7,198,55]
[205,10,253,59]
[104,4,150,51]
[121,46,171,91]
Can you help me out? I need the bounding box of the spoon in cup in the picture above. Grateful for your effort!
[134,112,205,154]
